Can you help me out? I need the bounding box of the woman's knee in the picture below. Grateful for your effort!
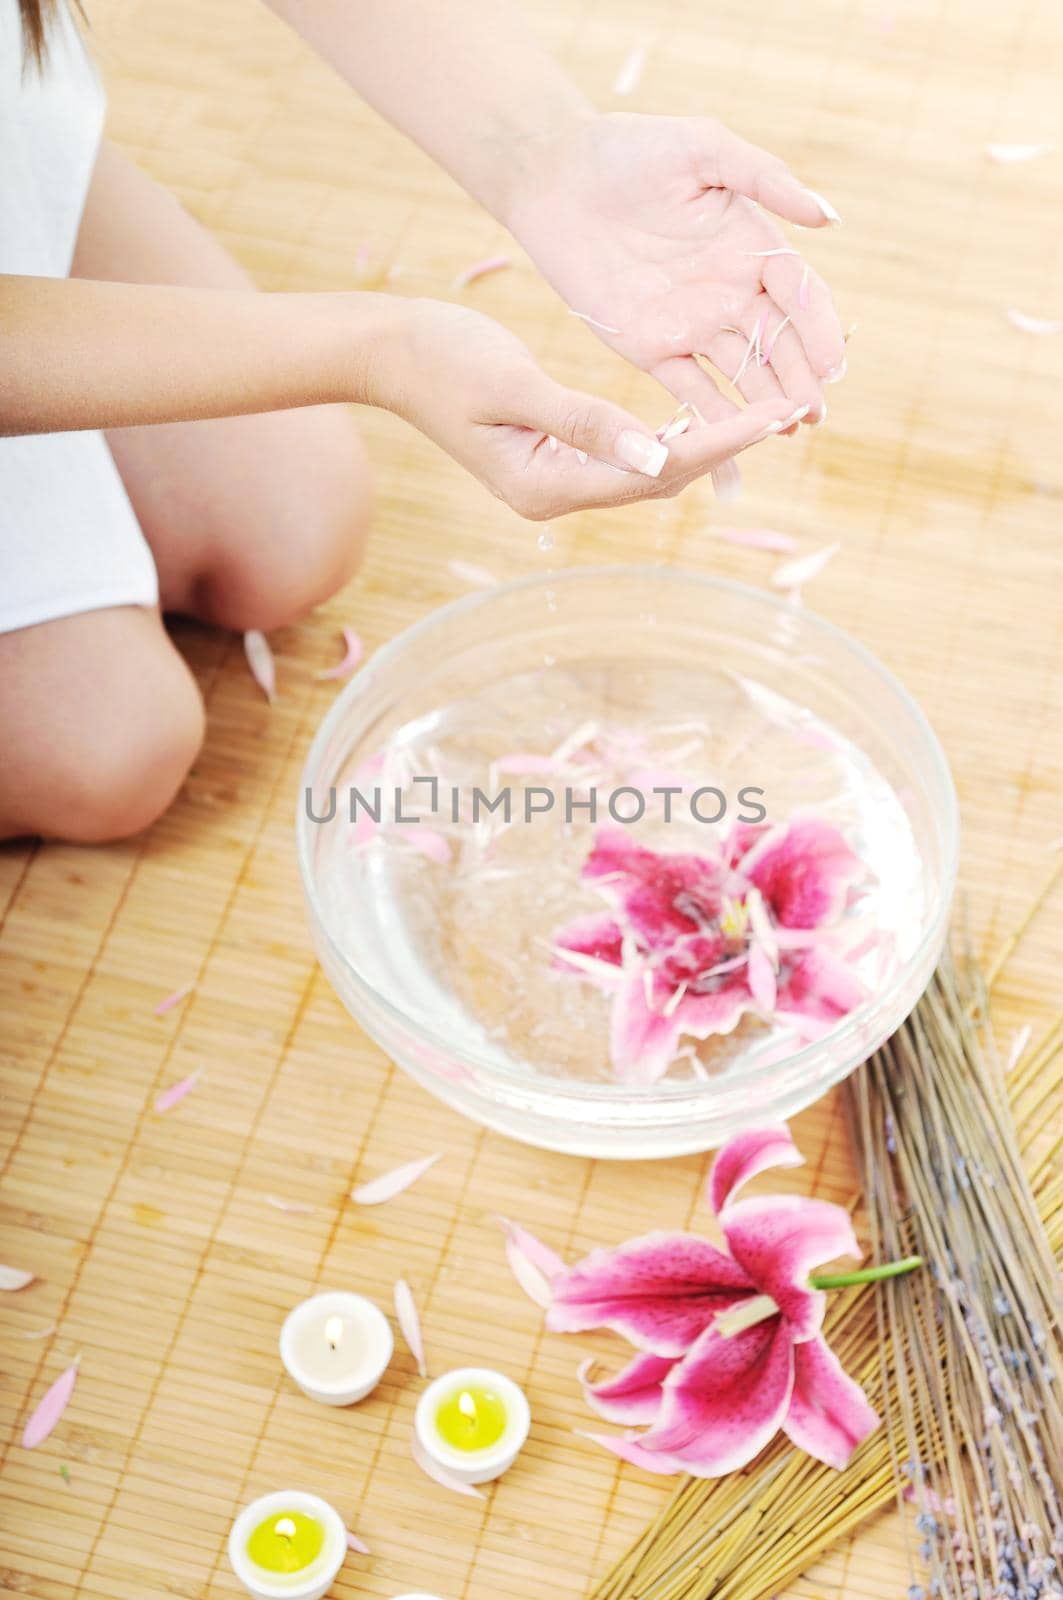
[192,408,373,634]
[0,608,205,844]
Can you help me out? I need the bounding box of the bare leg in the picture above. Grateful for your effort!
[71,141,372,631]
[0,607,205,842]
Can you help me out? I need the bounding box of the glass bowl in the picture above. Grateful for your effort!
[297,566,957,1159]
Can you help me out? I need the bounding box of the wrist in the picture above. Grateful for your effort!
[492,97,596,230]
[301,290,414,411]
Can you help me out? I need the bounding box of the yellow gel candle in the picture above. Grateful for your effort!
[246,1510,325,1574]
[435,1384,508,1451]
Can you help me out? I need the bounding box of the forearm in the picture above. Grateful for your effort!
[263,0,592,223]
[0,277,405,436]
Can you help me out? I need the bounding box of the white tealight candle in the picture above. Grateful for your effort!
[414,1366,531,1485]
[280,1291,393,1405]
[228,1488,346,1600]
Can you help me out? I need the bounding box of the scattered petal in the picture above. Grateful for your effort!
[798,266,810,310]
[21,1359,79,1449]
[316,626,364,682]
[612,44,646,96]
[345,1529,371,1555]
[154,1071,200,1114]
[499,1217,565,1308]
[1005,1023,1032,1074]
[1005,308,1063,335]
[153,985,192,1017]
[711,459,742,504]
[18,1322,56,1341]
[350,1152,441,1206]
[448,560,497,589]
[394,1278,428,1377]
[658,413,692,443]
[243,629,275,702]
[748,942,778,1012]
[744,247,801,258]
[0,1265,35,1292]
[411,1431,486,1498]
[569,308,622,335]
[771,541,840,591]
[986,141,1054,163]
[713,526,799,553]
[709,1126,804,1215]
[576,1427,686,1474]
[453,254,512,290]
[265,1195,315,1214]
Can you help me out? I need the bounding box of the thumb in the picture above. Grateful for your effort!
[517,377,670,477]
[699,120,843,228]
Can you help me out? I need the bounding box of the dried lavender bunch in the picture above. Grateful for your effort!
[848,951,1063,1600]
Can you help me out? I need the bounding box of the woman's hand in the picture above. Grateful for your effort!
[379,299,808,520]
[506,113,847,427]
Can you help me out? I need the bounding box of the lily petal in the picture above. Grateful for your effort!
[22,1360,79,1449]
[579,1429,688,1475]
[578,1351,676,1425]
[394,1278,427,1378]
[722,1194,861,1341]
[638,1319,795,1476]
[547,1230,753,1356]
[499,1217,565,1308]
[350,1152,441,1206]
[553,912,626,982]
[782,1334,880,1469]
[738,817,864,929]
[775,946,865,1029]
[708,1126,804,1217]
[609,972,685,1085]
[582,826,726,948]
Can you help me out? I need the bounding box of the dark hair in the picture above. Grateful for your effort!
[19,0,58,66]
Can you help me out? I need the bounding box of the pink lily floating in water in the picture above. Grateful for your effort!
[506,1127,916,1477]
[552,818,869,1083]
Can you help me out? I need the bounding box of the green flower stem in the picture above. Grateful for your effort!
[810,1255,924,1291]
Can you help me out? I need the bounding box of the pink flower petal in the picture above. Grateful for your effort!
[19,1322,56,1341]
[608,972,686,1085]
[345,1528,371,1555]
[708,1126,805,1216]
[722,1194,861,1341]
[1006,308,1063,335]
[350,1152,441,1206]
[453,254,512,290]
[1005,1024,1032,1074]
[153,984,192,1017]
[394,1278,427,1377]
[774,946,865,1029]
[553,912,627,988]
[713,526,799,553]
[404,827,451,865]
[771,542,840,591]
[747,942,778,1012]
[782,1333,880,1468]
[578,1429,686,1475]
[547,1230,753,1356]
[582,827,726,949]
[448,559,497,589]
[411,1431,486,1499]
[21,1359,78,1449]
[738,817,865,930]
[638,1318,794,1476]
[499,1217,565,1308]
[243,629,275,702]
[578,1351,676,1425]
[316,626,364,682]
[0,1265,35,1291]
[154,1071,200,1114]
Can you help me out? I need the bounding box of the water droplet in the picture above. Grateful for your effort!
[537,528,555,551]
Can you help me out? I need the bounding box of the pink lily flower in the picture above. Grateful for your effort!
[547,1126,880,1476]
[553,820,867,1084]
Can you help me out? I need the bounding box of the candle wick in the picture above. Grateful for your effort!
[274,1518,297,1542]
[458,1390,477,1422]
[324,1314,344,1352]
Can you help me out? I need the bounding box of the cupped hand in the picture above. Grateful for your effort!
[381,299,808,520]
[506,112,847,426]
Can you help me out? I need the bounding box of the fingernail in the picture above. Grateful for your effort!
[825,357,847,383]
[711,459,743,504]
[616,430,669,477]
[811,400,828,426]
[576,448,589,465]
[761,404,810,435]
[805,187,842,225]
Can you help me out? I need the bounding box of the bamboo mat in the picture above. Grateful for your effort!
[2,0,1062,1596]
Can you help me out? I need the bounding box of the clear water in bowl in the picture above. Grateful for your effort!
[317,655,925,1088]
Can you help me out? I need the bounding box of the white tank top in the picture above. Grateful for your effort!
[0,0,105,276]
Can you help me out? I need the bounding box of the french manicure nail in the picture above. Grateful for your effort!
[805,187,843,225]
[825,357,847,383]
[576,448,589,465]
[616,430,669,477]
[812,401,828,426]
[762,404,810,435]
